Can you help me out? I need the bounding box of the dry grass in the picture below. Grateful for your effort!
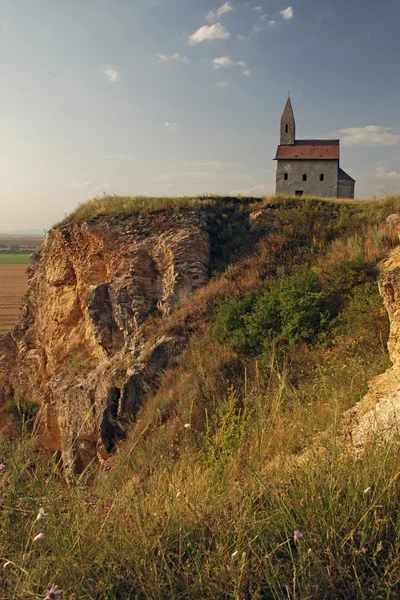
[2,195,400,598]
[57,194,264,226]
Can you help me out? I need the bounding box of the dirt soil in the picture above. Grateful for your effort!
[0,264,28,335]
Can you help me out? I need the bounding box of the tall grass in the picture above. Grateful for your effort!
[1,369,399,599]
[2,195,400,597]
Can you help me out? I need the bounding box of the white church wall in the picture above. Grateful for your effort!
[276,159,338,197]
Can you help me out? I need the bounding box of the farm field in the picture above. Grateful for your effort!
[0,264,28,335]
[0,235,43,249]
[0,253,31,264]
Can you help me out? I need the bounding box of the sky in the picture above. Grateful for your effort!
[0,0,399,230]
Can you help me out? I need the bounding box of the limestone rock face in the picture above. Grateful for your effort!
[343,240,400,452]
[0,212,209,473]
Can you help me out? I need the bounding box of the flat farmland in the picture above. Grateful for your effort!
[0,264,28,335]
[0,253,31,264]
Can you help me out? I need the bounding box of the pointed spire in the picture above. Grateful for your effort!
[280,96,295,145]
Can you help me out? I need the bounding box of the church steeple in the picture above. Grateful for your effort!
[280,97,295,145]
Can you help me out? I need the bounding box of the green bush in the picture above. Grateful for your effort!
[324,258,378,316]
[212,259,379,355]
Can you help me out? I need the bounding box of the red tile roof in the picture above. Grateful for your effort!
[275,139,340,160]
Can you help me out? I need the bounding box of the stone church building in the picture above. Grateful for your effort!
[275,98,355,198]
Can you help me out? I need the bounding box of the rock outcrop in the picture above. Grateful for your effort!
[342,234,400,453]
[0,212,209,473]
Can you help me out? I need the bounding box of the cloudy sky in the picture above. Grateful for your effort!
[0,0,399,230]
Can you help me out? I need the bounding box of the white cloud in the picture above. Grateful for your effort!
[268,20,276,26]
[103,65,119,82]
[211,56,246,69]
[237,33,249,40]
[165,122,178,132]
[211,56,249,75]
[375,161,400,178]
[253,14,268,32]
[69,181,91,191]
[253,6,262,11]
[215,81,228,88]
[339,126,400,147]
[211,56,250,75]
[156,53,190,64]
[188,22,230,45]
[206,2,233,22]
[280,6,294,19]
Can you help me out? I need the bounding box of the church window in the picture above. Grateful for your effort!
[320,173,324,181]
[303,174,307,181]
[285,124,289,133]
[284,173,288,181]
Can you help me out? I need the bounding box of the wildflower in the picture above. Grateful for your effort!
[44,477,50,485]
[0,463,6,470]
[364,486,372,495]
[184,423,191,429]
[45,583,62,599]
[33,533,45,542]
[294,530,303,541]
[35,507,49,522]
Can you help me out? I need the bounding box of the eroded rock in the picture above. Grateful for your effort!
[0,211,210,473]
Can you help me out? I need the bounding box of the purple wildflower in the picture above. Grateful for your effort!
[45,583,62,599]
[35,507,49,522]
[33,532,45,542]
[0,464,6,470]
[364,486,372,495]
[294,530,303,541]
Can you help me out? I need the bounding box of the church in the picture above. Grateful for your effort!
[275,98,355,198]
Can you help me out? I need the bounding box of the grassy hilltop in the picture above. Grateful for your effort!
[2,195,400,599]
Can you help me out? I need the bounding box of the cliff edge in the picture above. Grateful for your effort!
[0,210,210,472]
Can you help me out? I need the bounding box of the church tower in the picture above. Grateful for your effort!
[280,97,295,145]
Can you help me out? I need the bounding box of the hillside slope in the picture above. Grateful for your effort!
[2,195,400,598]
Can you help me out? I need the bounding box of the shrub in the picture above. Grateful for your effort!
[212,259,380,355]
[323,257,378,316]
[211,293,256,353]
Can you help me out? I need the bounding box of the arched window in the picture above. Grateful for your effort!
[285,124,289,133]
[320,173,324,181]
[284,173,288,181]
[303,174,307,181]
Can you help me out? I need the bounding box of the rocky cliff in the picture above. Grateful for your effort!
[0,211,210,473]
[342,229,400,452]
[2,200,400,475]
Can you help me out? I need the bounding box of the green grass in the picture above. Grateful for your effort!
[2,194,400,598]
[0,373,398,599]
[0,253,31,264]
[56,194,264,226]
